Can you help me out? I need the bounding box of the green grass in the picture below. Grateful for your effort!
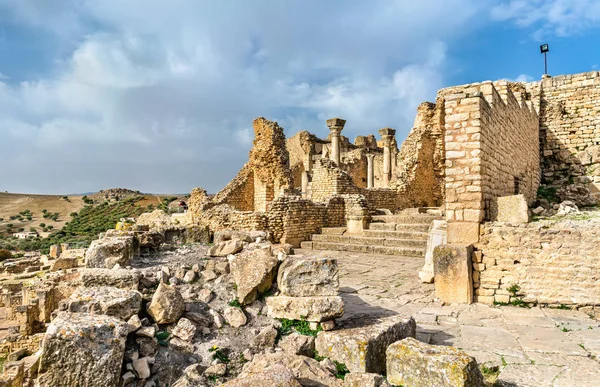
[208,346,230,363]
[333,360,349,380]
[228,299,242,308]
[277,318,322,338]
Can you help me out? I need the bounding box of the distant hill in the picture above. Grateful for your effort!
[0,190,183,253]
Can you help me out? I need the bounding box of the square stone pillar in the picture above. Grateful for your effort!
[433,244,473,304]
[326,118,346,165]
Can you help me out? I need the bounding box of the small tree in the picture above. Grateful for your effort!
[40,223,46,228]
[0,249,12,260]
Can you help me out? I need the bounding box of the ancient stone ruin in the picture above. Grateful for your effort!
[0,71,599,386]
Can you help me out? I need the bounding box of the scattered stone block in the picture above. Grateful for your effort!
[85,237,134,268]
[277,257,339,297]
[266,296,344,322]
[239,352,342,387]
[496,194,529,223]
[171,318,196,342]
[50,257,78,272]
[433,244,474,304]
[80,268,141,290]
[251,325,278,352]
[37,312,129,387]
[223,306,247,327]
[279,333,315,357]
[314,314,416,374]
[230,248,279,305]
[208,239,244,257]
[66,286,142,321]
[386,337,484,387]
[344,373,391,387]
[147,282,185,324]
[221,364,301,387]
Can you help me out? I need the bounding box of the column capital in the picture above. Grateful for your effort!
[366,153,375,161]
[378,127,396,137]
[327,117,346,131]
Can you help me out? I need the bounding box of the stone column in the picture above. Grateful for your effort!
[326,118,346,166]
[301,170,309,198]
[378,128,396,186]
[366,153,375,189]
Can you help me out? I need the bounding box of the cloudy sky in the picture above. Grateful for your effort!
[1,0,600,194]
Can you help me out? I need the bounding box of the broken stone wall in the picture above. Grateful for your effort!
[442,81,539,243]
[311,159,360,202]
[527,72,600,205]
[475,219,600,309]
[210,165,255,212]
[392,102,445,208]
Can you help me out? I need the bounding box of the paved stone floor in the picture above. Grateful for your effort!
[298,249,600,387]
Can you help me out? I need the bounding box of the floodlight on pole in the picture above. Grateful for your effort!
[540,44,549,75]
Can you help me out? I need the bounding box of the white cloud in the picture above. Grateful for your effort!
[0,0,486,194]
[492,0,600,38]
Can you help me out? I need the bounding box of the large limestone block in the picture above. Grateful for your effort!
[433,244,474,304]
[215,230,267,243]
[344,373,391,387]
[37,312,129,387]
[314,315,416,374]
[50,257,79,272]
[66,286,142,320]
[238,352,342,387]
[277,257,339,297]
[147,282,185,324]
[266,296,344,322]
[496,194,529,223]
[221,364,301,387]
[208,239,244,257]
[386,337,484,387]
[79,268,141,290]
[85,237,134,268]
[231,248,279,305]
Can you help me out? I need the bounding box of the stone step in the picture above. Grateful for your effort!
[368,223,431,233]
[311,234,427,248]
[362,229,429,240]
[321,227,347,235]
[371,215,437,224]
[300,241,425,257]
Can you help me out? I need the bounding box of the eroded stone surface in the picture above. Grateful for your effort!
[277,257,339,297]
[315,314,416,373]
[66,286,142,321]
[37,312,129,387]
[266,296,344,322]
[387,337,484,387]
[230,248,279,305]
[147,282,185,324]
[85,237,134,268]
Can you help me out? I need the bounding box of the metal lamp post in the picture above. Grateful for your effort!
[540,44,549,75]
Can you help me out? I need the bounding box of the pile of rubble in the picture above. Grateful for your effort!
[0,217,486,387]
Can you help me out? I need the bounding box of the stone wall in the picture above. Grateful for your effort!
[442,81,539,242]
[474,218,600,309]
[210,165,255,212]
[392,102,445,208]
[361,188,399,211]
[311,159,360,202]
[527,72,600,205]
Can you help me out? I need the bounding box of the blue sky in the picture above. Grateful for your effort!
[1,0,600,194]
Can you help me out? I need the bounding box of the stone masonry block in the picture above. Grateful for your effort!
[433,244,474,304]
[314,315,416,374]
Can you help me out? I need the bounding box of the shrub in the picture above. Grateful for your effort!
[0,249,12,260]
[82,196,94,205]
[39,223,46,228]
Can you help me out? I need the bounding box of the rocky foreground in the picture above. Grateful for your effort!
[0,220,485,386]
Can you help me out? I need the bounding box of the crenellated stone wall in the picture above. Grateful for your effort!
[526,72,600,206]
[441,81,539,243]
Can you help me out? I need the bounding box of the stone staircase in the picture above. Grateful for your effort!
[300,208,441,257]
